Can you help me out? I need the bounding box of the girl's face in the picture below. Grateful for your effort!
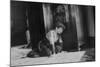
[56,27,63,34]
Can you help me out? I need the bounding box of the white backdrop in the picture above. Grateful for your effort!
[0,0,98,67]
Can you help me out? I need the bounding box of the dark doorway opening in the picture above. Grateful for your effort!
[27,3,45,50]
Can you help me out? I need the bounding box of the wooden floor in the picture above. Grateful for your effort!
[11,45,88,66]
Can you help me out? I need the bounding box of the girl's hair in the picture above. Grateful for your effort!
[55,23,66,30]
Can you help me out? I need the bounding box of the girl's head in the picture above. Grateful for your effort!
[55,23,65,34]
[56,27,63,34]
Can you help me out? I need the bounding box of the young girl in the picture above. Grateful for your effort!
[39,23,65,56]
